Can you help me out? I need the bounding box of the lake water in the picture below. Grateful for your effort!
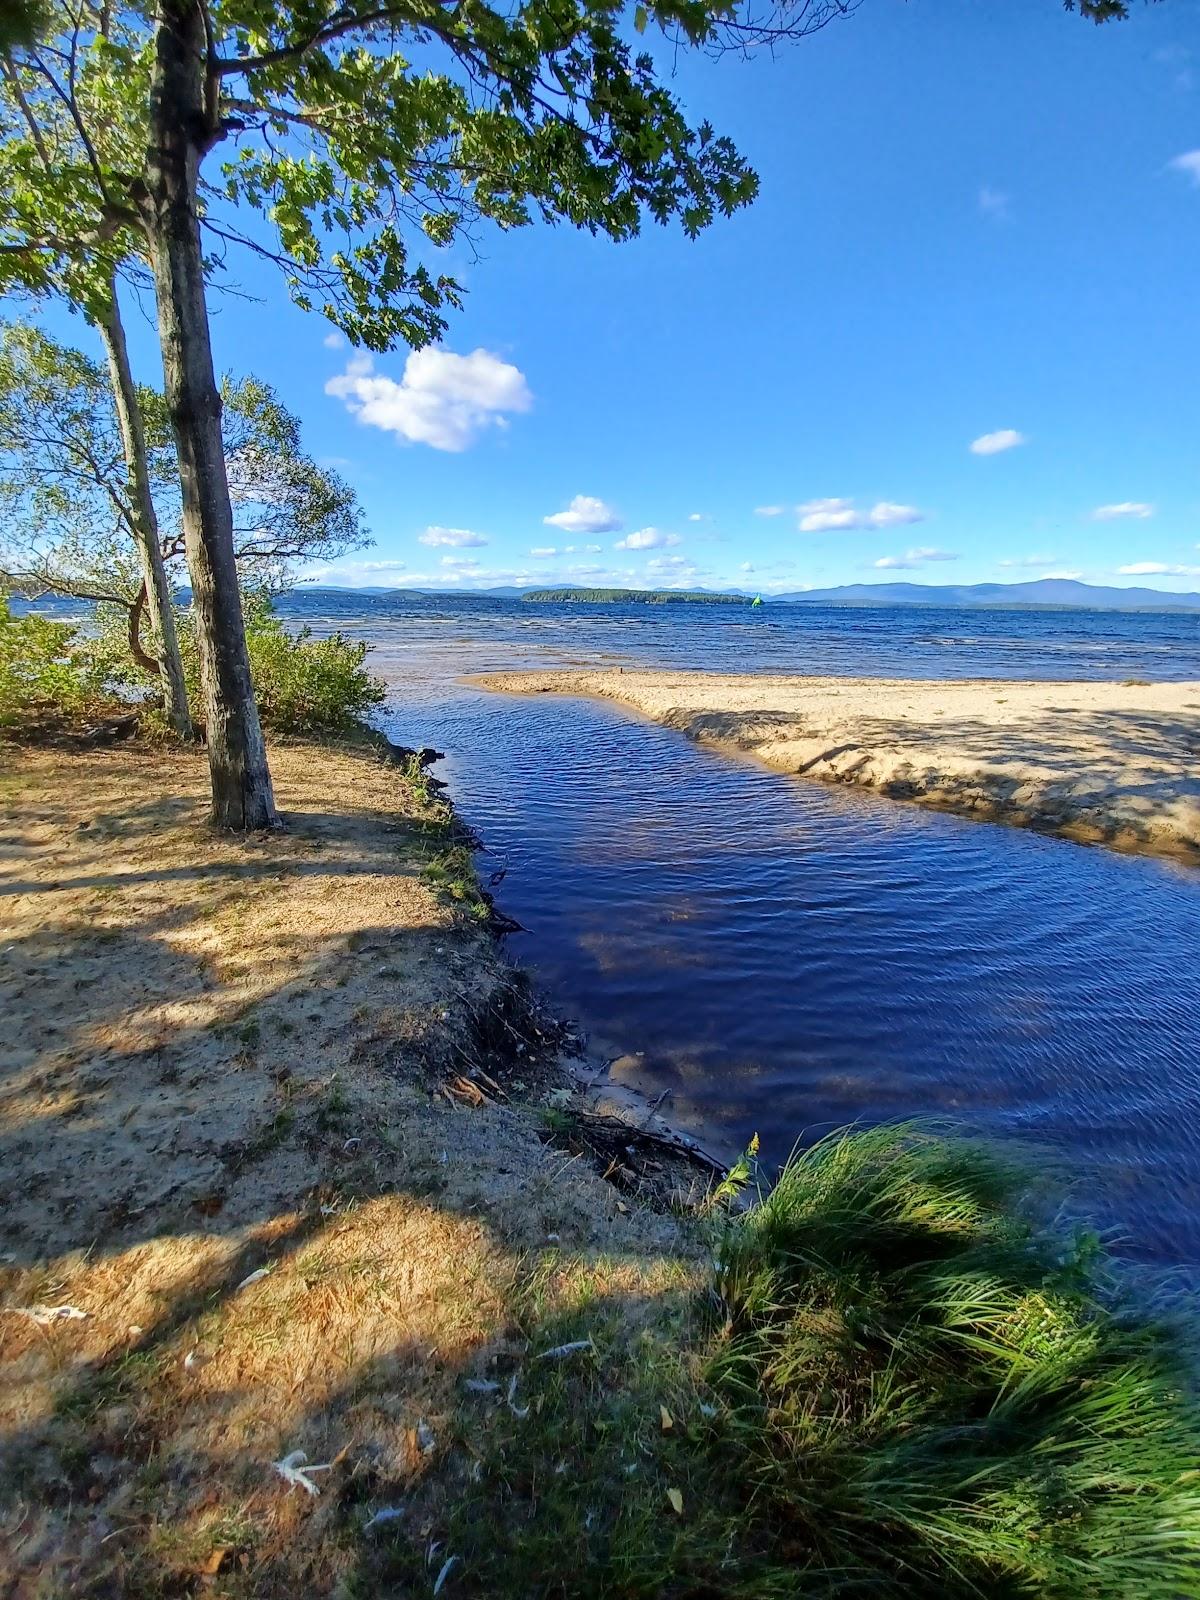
[285,592,1200,1272]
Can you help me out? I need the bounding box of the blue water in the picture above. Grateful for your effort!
[285,593,1200,1270]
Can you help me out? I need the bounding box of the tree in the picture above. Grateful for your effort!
[0,24,193,733]
[0,322,179,681]
[0,0,1143,824]
[0,323,368,688]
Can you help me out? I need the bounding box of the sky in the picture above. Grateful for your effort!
[36,0,1200,593]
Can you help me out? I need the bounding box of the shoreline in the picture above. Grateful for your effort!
[0,733,715,1592]
[476,669,1200,865]
[5,732,1200,1592]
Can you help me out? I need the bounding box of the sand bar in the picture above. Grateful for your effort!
[477,670,1200,863]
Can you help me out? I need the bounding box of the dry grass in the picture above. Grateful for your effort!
[0,738,691,1596]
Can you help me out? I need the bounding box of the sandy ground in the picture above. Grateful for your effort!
[478,670,1200,862]
[0,737,700,1595]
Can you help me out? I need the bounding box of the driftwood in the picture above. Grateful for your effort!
[544,1107,726,1196]
[79,711,141,747]
[378,737,446,783]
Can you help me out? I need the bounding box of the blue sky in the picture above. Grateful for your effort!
[41,0,1200,592]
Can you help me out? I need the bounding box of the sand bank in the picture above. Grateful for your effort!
[477,670,1200,862]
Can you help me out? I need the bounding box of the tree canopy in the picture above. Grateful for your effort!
[0,321,368,642]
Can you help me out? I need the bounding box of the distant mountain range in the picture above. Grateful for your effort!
[297,578,1200,612]
[770,578,1200,609]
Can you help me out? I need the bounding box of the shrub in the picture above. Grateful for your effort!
[95,593,387,736]
[0,595,108,733]
[240,596,385,733]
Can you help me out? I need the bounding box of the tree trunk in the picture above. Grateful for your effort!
[141,0,276,829]
[96,280,194,738]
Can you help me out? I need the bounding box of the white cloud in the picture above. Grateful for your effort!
[440,555,482,570]
[615,527,681,551]
[1092,502,1154,521]
[1168,150,1200,186]
[978,186,1010,221]
[687,512,705,522]
[1117,561,1200,577]
[796,498,923,533]
[997,554,1059,569]
[754,505,787,517]
[323,330,345,350]
[869,501,923,528]
[326,347,532,452]
[530,546,559,557]
[418,525,489,548]
[543,495,622,535]
[1039,570,1084,581]
[306,558,405,576]
[875,547,959,568]
[739,561,755,573]
[795,499,860,532]
[970,429,1027,456]
[646,554,701,582]
[873,545,956,569]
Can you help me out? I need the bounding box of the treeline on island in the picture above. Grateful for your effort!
[522,587,751,605]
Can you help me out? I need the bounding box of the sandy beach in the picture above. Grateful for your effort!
[0,736,700,1592]
[477,670,1200,862]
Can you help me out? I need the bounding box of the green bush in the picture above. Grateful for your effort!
[0,595,108,733]
[241,597,386,733]
[93,593,387,736]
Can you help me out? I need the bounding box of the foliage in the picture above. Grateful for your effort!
[237,597,385,734]
[415,1125,1200,1599]
[219,375,368,588]
[0,322,148,609]
[0,322,368,614]
[709,1124,1200,1596]
[0,1,854,352]
[85,590,385,735]
[523,587,750,604]
[0,593,107,732]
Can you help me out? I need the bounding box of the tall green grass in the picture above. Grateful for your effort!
[363,1126,1200,1599]
[710,1124,1200,1597]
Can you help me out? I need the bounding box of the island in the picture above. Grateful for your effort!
[521,587,752,605]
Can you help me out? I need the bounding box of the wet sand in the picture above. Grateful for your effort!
[477,670,1200,862]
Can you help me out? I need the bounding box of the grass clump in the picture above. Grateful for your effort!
[417,1125,1200,1599]
[709,1124,1200,1597]
[422,842,493,922]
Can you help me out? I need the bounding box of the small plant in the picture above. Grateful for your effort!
[422,843,492,922]
[706,1131,760,1210]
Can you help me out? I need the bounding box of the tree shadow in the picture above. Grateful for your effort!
[0,739,697,1594]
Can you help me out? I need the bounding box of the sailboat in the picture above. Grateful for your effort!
[751,594,763,608]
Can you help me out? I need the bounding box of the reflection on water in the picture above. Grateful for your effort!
[283,595,1200,1270]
